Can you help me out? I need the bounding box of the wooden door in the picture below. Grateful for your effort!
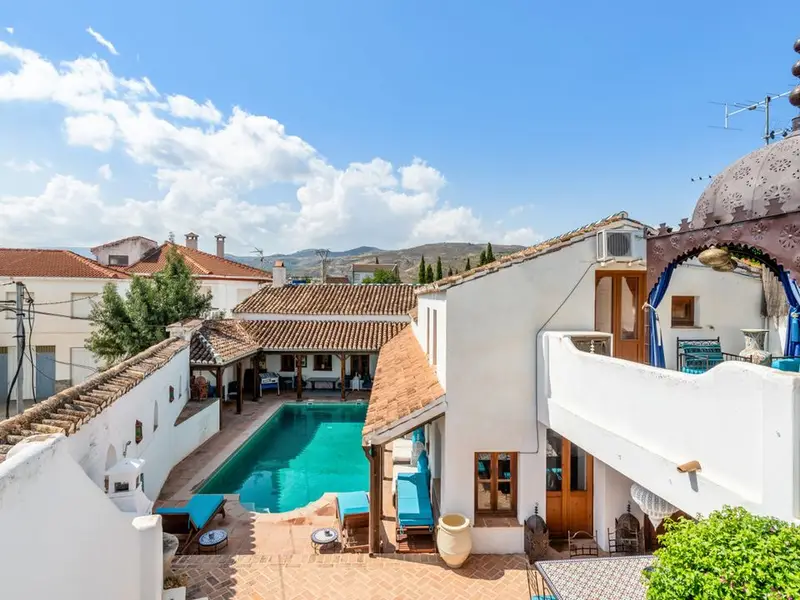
[595,271,647,362]
[546,430,594,537]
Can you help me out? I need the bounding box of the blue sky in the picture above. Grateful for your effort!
[1,1,798,253]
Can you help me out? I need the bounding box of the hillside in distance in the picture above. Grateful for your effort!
[229,242,526,282]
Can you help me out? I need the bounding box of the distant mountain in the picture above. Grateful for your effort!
[228,242,526,283]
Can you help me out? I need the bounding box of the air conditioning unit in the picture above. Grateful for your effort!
[596,229,643,262]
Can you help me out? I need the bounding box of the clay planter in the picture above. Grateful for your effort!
[437,513,472,568]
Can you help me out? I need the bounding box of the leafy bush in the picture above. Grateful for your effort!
[645,506,800,599]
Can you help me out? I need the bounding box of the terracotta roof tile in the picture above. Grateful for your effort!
[362,327,444,441]
[126,243,271,280]
[234,283,416,315]
[0,249,130,279]
[416,212,651,295]
[0,338,187,461]
[241,320,404,352]
[190,320,260,366]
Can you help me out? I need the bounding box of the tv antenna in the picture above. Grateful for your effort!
[314,249,330,283]
[251,247,265,269]
[710,89,794,145]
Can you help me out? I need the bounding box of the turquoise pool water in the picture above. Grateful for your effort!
[199,404,369,513]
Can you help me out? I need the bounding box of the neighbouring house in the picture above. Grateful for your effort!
[350,259,401,284]
[95,232,272,315]
[0,249,131,401]
[361,208,788,555]
[0,336,220,600]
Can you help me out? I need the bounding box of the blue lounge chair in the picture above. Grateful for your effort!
[395,472,434,535]
[155,494,227,552]
[335,491,369,552]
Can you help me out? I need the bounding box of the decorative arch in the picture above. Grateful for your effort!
[104,444,118,470]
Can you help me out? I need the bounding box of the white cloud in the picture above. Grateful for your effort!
[166,95,222,123]
[97,164,112,180]
[4,159,43,173]
[64,113,117,151]
[5,27,13,35]
[86,27,119,56]
[0,39,538,252]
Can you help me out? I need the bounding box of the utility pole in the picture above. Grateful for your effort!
[315,249,330,283]
[15,282,24,416]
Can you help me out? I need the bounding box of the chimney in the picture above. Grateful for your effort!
[272,260,287,288]
[185,232,199,250]
[215,234,226,258]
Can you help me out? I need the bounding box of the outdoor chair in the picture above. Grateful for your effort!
[155,494,227,553]
[526,559,556,600]
[567,530,599,558]
[334,491,369,552]
[676,337,744,374]
[395,472,435,537]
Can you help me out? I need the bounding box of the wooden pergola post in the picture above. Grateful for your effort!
[236,362,243,414]
[252,353,260,400]
[368,443,384,555]
[340,353,347,400]
[295,354,303,401]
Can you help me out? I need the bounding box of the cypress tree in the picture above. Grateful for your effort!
[465,257,471,270]
[447,266,453,277]
[486,242,495,263]
[426,264,434,283]
[418,256,426,284]
[435,256,443,280]
[479,250,487,266]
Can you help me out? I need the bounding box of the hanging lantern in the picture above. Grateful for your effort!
[630,483,678,529]
[698,246,731,268]
[712,258,737,272]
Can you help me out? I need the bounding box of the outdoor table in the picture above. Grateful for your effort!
[198,529,228,554]
[310,528,339,553]
[534,555,655,600]
[307,377,339,390]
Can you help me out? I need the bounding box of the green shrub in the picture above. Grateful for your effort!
[645,506,800,599]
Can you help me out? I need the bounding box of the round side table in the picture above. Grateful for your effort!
[198,529,228,553]
[311,528,339,553]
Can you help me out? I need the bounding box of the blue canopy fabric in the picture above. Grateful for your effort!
[647,264,676,368]
[155,494,225,529]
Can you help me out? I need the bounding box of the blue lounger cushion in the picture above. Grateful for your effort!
[337,491,369,521]
[156,494,225,530]
[396,472,434,528]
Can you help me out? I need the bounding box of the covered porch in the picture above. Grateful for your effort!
[361,327,446,555]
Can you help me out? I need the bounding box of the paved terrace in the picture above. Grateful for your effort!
[159,399,545,599]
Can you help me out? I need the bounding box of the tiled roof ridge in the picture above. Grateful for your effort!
[195,330,222,365]
[416,211,652,295]
[167,243,212,275]
[0,337,187,459]
[127,242,271,279]
[233,283,417,315]
[0,248,129,279]
[66,250,130,279]
[89,235,158,253]
[176,242,271,277]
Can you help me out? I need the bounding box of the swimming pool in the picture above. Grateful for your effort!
[198,403,369,513]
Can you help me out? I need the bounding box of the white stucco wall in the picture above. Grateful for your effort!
[199,279,264,316]
[0,277,130,400]
[93,238,159,266]
[0,435,163,600]
[657,261,764,370]
[417,293,447,390]
[593,459,646,551]
[65,346,219,499]
[543,332,800,524]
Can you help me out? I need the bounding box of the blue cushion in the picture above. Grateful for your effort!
[337,491,369,520]
[681,367,706,375]
[773,358,800,372]
[396,473,434,528]
[156,494,224,530]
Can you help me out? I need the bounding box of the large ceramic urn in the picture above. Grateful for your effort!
[437,513,472,568]
[740,329,772,366]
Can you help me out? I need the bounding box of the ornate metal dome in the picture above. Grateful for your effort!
[692,132,800,228]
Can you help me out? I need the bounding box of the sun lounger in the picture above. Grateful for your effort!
[335,491,369,552]
[392,438,413,464]
[155,494,227,552]
[391,464,417,497]
[395,472,434,535]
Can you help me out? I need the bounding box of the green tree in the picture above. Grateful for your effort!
[435,257,443,280]
[361,269,402,284]
[645,506,800,599]
[486,242,495,263]
[426,264,434,283]
[465,257,471,270]
[447,266,453,277]
[88,247,212,364]
[418,256,426,284]
[479,250,487,266]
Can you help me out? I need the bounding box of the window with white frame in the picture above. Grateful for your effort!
[71,293,96,319]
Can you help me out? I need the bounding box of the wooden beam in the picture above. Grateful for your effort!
[340,353,347,401]
[252,354,259,401]
[236,362,243,414]
[368,443,384,555]
[295,354,303,400]
[216,366,223,428]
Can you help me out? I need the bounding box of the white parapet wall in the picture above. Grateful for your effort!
[540,331,800,523]
[0,435,164,600]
